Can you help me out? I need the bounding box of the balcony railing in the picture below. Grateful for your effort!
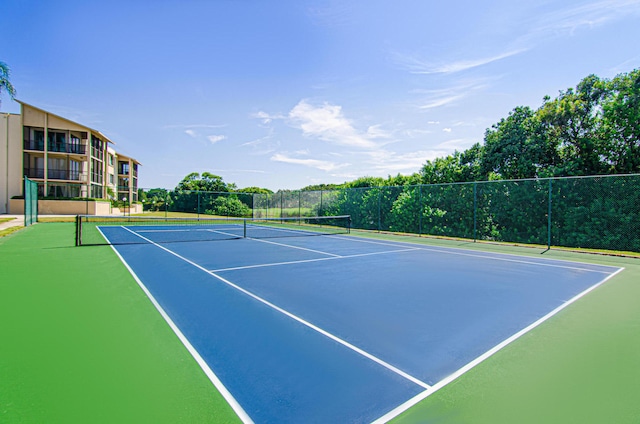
[24,167,45,179]
[23,168,87,181]
[24,140,45,151]
[23,140,87,154]
[48,169,86,181]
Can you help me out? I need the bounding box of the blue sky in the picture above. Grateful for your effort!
[2,0,640,190]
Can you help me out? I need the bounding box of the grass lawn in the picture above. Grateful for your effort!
[0,223,240,423]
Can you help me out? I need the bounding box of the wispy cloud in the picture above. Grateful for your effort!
[241,130,279,156]
[208,135,226,144]
[436,138,475,150]
[252,111,285,125]
[271,153,349,172]
[395,0,640,79]
[413,80,489,110]
[166,123,227,145]
[398,49,527,75]
[163,123,227,130]
[307,0,356,28]
[288,100,389,148]
[365,149,448,173]
[529,0,640,38]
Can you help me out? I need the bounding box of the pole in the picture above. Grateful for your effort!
[473,182,477,242]
[547,179,552,250]
[418,185,422,236]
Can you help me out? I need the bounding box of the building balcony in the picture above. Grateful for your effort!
[48,169,87,181]
[24,167,45,179]
[23,140,88,155]
[24,168,87,181]
[24,139,45,151]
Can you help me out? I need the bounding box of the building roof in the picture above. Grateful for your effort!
[115,152,142,166]
[15,99,116,145]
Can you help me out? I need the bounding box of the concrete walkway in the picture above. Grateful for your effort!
[0,214,25,230]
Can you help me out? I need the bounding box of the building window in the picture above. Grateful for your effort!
[118,161,130,175]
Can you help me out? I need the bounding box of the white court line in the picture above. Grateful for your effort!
[120,226,432,393]
[246,236,343,257]
[137,227,239,233]
[101,227,254,424]
[330,235,618,274]
[210,247,421,273]
[371,266,625,423]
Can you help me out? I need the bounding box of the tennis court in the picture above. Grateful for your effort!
[84,216,622,423]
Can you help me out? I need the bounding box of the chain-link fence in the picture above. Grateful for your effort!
[24,176,38,226]
[43,174,640,252]
[249,174,640,253]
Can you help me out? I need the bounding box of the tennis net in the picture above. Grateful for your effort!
[75,215,351,246]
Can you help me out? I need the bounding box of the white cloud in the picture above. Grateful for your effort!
[364,149,448,173]
[164,123,226,130]
[241,131,280,156]
[413,79,490,110]
[529,0,640,39]
[436,138,475,150]
[443,128,452,133]
[252,111,285,125]
[208,135,227,144]
[288,100,385,149]
[185,129,197,137]
[396,49,527,75]
[271,153,348,172]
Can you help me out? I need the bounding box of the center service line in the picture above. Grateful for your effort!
[122,226,431,391]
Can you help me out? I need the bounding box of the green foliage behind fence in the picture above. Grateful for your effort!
[144,174,640,253]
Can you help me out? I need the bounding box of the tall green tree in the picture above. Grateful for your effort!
[600,69,640,173]
[175,172,229,192]
[538,74,607,175]
[482,106,557,179]
[0,61,16,108]
[420,146,483,184]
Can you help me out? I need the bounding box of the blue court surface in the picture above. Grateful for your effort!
[101,224,621,423]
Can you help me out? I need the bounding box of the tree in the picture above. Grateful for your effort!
[537,74,607,176]
[0,61,16,109]
[599,69,640,173]
[171,172,231,213]
[175,172,229,192]
[482,106,556,179]
[236,186,273,195]
[206,196,251,217]
[420,147,483,184]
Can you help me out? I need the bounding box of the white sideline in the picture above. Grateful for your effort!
[121,226,432,390]
[100,227,254,423]
[371,266,625,423]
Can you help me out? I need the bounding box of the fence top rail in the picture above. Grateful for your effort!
[137,173,640,197]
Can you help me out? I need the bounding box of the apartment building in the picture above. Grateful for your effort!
[0,101,140,214]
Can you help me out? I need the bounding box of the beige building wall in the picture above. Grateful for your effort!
[1,101,141,215]
[106,145,117,200]
[1,113,23,214]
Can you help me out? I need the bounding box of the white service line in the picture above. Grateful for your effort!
[210,247,421,273]
[331,235,617,273]
[371,266,625,424]
[102,227,254,424]
[121,226,432,393]
[246,236,343,257]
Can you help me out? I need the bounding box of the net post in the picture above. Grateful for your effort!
[75,215,82,246]
[547,179,552,250]
[243,218,247,238]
